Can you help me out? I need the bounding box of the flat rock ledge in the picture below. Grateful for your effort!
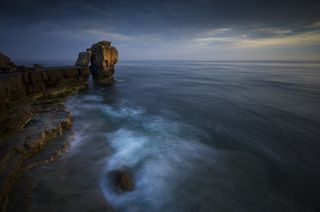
[0,100,72,212]
[0,52,90,212]
[0,41,119,211]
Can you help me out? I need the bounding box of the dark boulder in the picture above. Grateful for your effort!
[108,169,134,193]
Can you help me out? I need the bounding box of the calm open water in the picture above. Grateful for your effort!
[28,61,320,212]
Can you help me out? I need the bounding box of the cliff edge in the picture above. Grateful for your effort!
[0,40,118,211]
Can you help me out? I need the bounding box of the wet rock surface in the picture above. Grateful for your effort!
[0,99,72,212]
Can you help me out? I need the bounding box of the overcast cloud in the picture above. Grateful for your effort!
[0,0,319,60]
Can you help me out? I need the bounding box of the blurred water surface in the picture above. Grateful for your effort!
[29,61,320,212]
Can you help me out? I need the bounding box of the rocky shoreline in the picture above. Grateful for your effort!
[0,41,118,211]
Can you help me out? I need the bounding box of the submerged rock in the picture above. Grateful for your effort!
[108,169,134,193]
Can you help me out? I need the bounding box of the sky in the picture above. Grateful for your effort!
[0,0,320,61]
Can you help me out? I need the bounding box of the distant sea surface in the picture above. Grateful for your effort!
[23,61,320,212]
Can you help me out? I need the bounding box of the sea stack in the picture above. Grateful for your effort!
[90,41,119,84]
[75,41,118,84]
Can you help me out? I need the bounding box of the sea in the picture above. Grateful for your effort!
[18,60,320,212]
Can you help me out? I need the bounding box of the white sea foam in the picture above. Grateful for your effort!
[66,95,296,211]
[99,105,215,211]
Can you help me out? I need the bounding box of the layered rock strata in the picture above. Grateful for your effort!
[0,53,89,212]
[0,100,72,211]
[0,56,89,139]
[75,41,118,84]
[0,40,119,211]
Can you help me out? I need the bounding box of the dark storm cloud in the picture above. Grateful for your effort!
[1,0,320,33]
[0,0,319,60]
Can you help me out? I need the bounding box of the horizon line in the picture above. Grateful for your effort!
[14,59,320,63]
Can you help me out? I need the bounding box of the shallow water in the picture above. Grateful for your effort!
[30,61,320,211]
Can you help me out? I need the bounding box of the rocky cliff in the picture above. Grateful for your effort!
[0,53,90,212]
[0,60,90,140]
[0,40,118,211]
[0,66,89,109]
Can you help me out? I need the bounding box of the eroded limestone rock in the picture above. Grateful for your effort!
[0,55,90,118]
[74,41,118,84]
[89,41,118,84]
[75,51,91,67]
